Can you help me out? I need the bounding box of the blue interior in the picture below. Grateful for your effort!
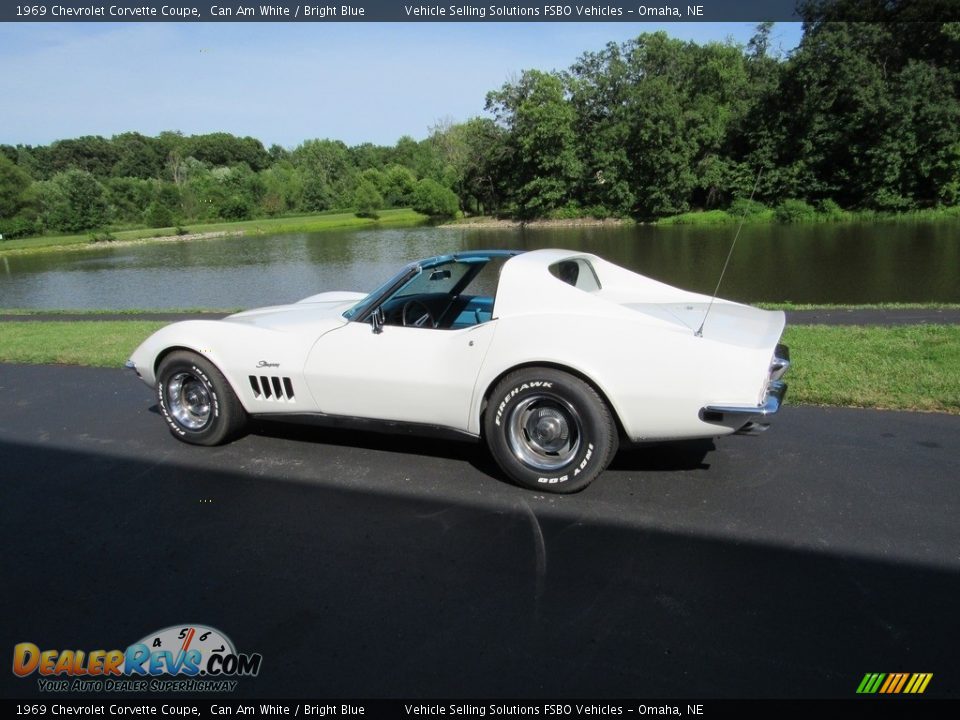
[449,295,494,328]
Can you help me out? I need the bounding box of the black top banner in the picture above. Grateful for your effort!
[4,699,960,718]
[3,0,960,23]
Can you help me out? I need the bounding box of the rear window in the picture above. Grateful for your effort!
[549,259,601,292]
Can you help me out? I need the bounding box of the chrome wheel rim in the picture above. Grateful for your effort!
[506,394,582,472]
[167,371,212,431]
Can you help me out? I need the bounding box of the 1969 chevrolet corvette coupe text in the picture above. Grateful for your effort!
[127,249,790,493]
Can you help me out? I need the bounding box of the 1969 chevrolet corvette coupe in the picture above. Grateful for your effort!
[127,249,789,493]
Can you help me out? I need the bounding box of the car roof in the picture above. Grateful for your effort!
[417,249,524,269]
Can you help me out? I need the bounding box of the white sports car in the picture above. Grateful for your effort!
[127,249,789,493]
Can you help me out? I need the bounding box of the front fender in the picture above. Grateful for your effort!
[127,320,319,413]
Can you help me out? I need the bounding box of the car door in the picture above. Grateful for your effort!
[303,319,497,432]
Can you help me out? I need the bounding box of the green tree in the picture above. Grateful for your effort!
[38,169,109,232]
[354,180,383,218]
[411,178,459,217]
[486,70,581,216]
[0,154,32,219]
[292,139,357,211]
[46,135,118,177]
[104,177,155,223]
[111,132,164,179]
[144,201,174,228]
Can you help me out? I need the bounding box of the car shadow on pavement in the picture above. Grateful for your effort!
[245,416,716,484]
[611,439,715,472]
[2,438,957,699]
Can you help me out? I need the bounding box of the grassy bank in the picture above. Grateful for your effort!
[780,325,959,413]
[0,308,240,316]
[758,302,960,311]
[0,321,168,366]
[0,209,428,254]
[1,320,957,414]
[656,203,960,226]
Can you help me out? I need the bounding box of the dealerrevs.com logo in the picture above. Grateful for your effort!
[12,625,262,693]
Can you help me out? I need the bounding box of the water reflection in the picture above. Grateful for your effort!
[1,220,957,309]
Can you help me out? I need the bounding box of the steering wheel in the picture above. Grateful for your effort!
[402,299,437,328]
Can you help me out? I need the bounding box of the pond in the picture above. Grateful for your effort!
[1,220,958,309]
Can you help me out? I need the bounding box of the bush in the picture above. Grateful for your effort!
[729,198,769,218]
[411,179,459,218]
[353,180,383,219]
[586,205,614,220]
[816,198,845,220]
[219,195,253,221]
[39,169,109,232]
[0,215,39,240]
[546,202,583,220]
[144,201,174,228]
[775,199,817,223]
[88,231,116,243]
[870,189,911,212]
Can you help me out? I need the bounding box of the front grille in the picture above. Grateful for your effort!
[249,375,295,401]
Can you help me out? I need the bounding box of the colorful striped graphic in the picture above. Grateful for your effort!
[856,672,933,694]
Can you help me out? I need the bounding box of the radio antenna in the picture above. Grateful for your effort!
[695,168,763,338]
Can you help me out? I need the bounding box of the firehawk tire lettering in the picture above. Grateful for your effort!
[494,381,553,426]
[156,351,247,446]
[158,363,221,437]
[485,370,617,494]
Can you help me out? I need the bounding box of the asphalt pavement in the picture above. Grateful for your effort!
[1,363,958,698]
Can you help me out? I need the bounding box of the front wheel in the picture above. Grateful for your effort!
[156,351,247,446]
[484,368,618,493]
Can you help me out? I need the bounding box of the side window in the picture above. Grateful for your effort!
[549,259,601,292]
[464,256,510,300]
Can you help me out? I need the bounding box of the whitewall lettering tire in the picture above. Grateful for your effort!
[484,368,619,493]
[156,351,247,446]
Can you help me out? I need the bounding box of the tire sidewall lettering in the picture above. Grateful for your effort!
[492,377,599,485]
[494,381,553,427]
[537,443,595,485]
[157,361,221,437]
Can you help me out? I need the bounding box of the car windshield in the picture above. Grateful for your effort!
[341,263,418,321]
[392,262,473,300]
[341,252,517,327]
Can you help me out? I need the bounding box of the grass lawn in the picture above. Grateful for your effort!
[0,208,428,254]
[1,320,957,414]
[780,324,959,413]
[656,205,960,226]
[0,321,167,367]
[759,302,960,311]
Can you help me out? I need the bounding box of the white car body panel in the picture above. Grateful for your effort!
[128,249,787,444]
[304,321,496,429]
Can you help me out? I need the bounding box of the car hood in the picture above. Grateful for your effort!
[222,291,366,333]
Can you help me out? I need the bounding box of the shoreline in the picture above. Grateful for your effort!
[0,229,246,258]
[0,209,426,257]
[442,217,632,230]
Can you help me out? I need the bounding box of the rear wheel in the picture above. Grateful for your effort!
[484,368,618,493]
[156,351,246,446]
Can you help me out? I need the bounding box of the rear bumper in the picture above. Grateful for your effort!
[700,344,790,435]
[701,380,787,434]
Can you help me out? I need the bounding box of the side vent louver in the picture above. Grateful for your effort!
[248,375,296,401]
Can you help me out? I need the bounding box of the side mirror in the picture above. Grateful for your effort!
[371,306,384,334]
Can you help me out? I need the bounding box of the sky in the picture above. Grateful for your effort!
[0,21,803,148]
